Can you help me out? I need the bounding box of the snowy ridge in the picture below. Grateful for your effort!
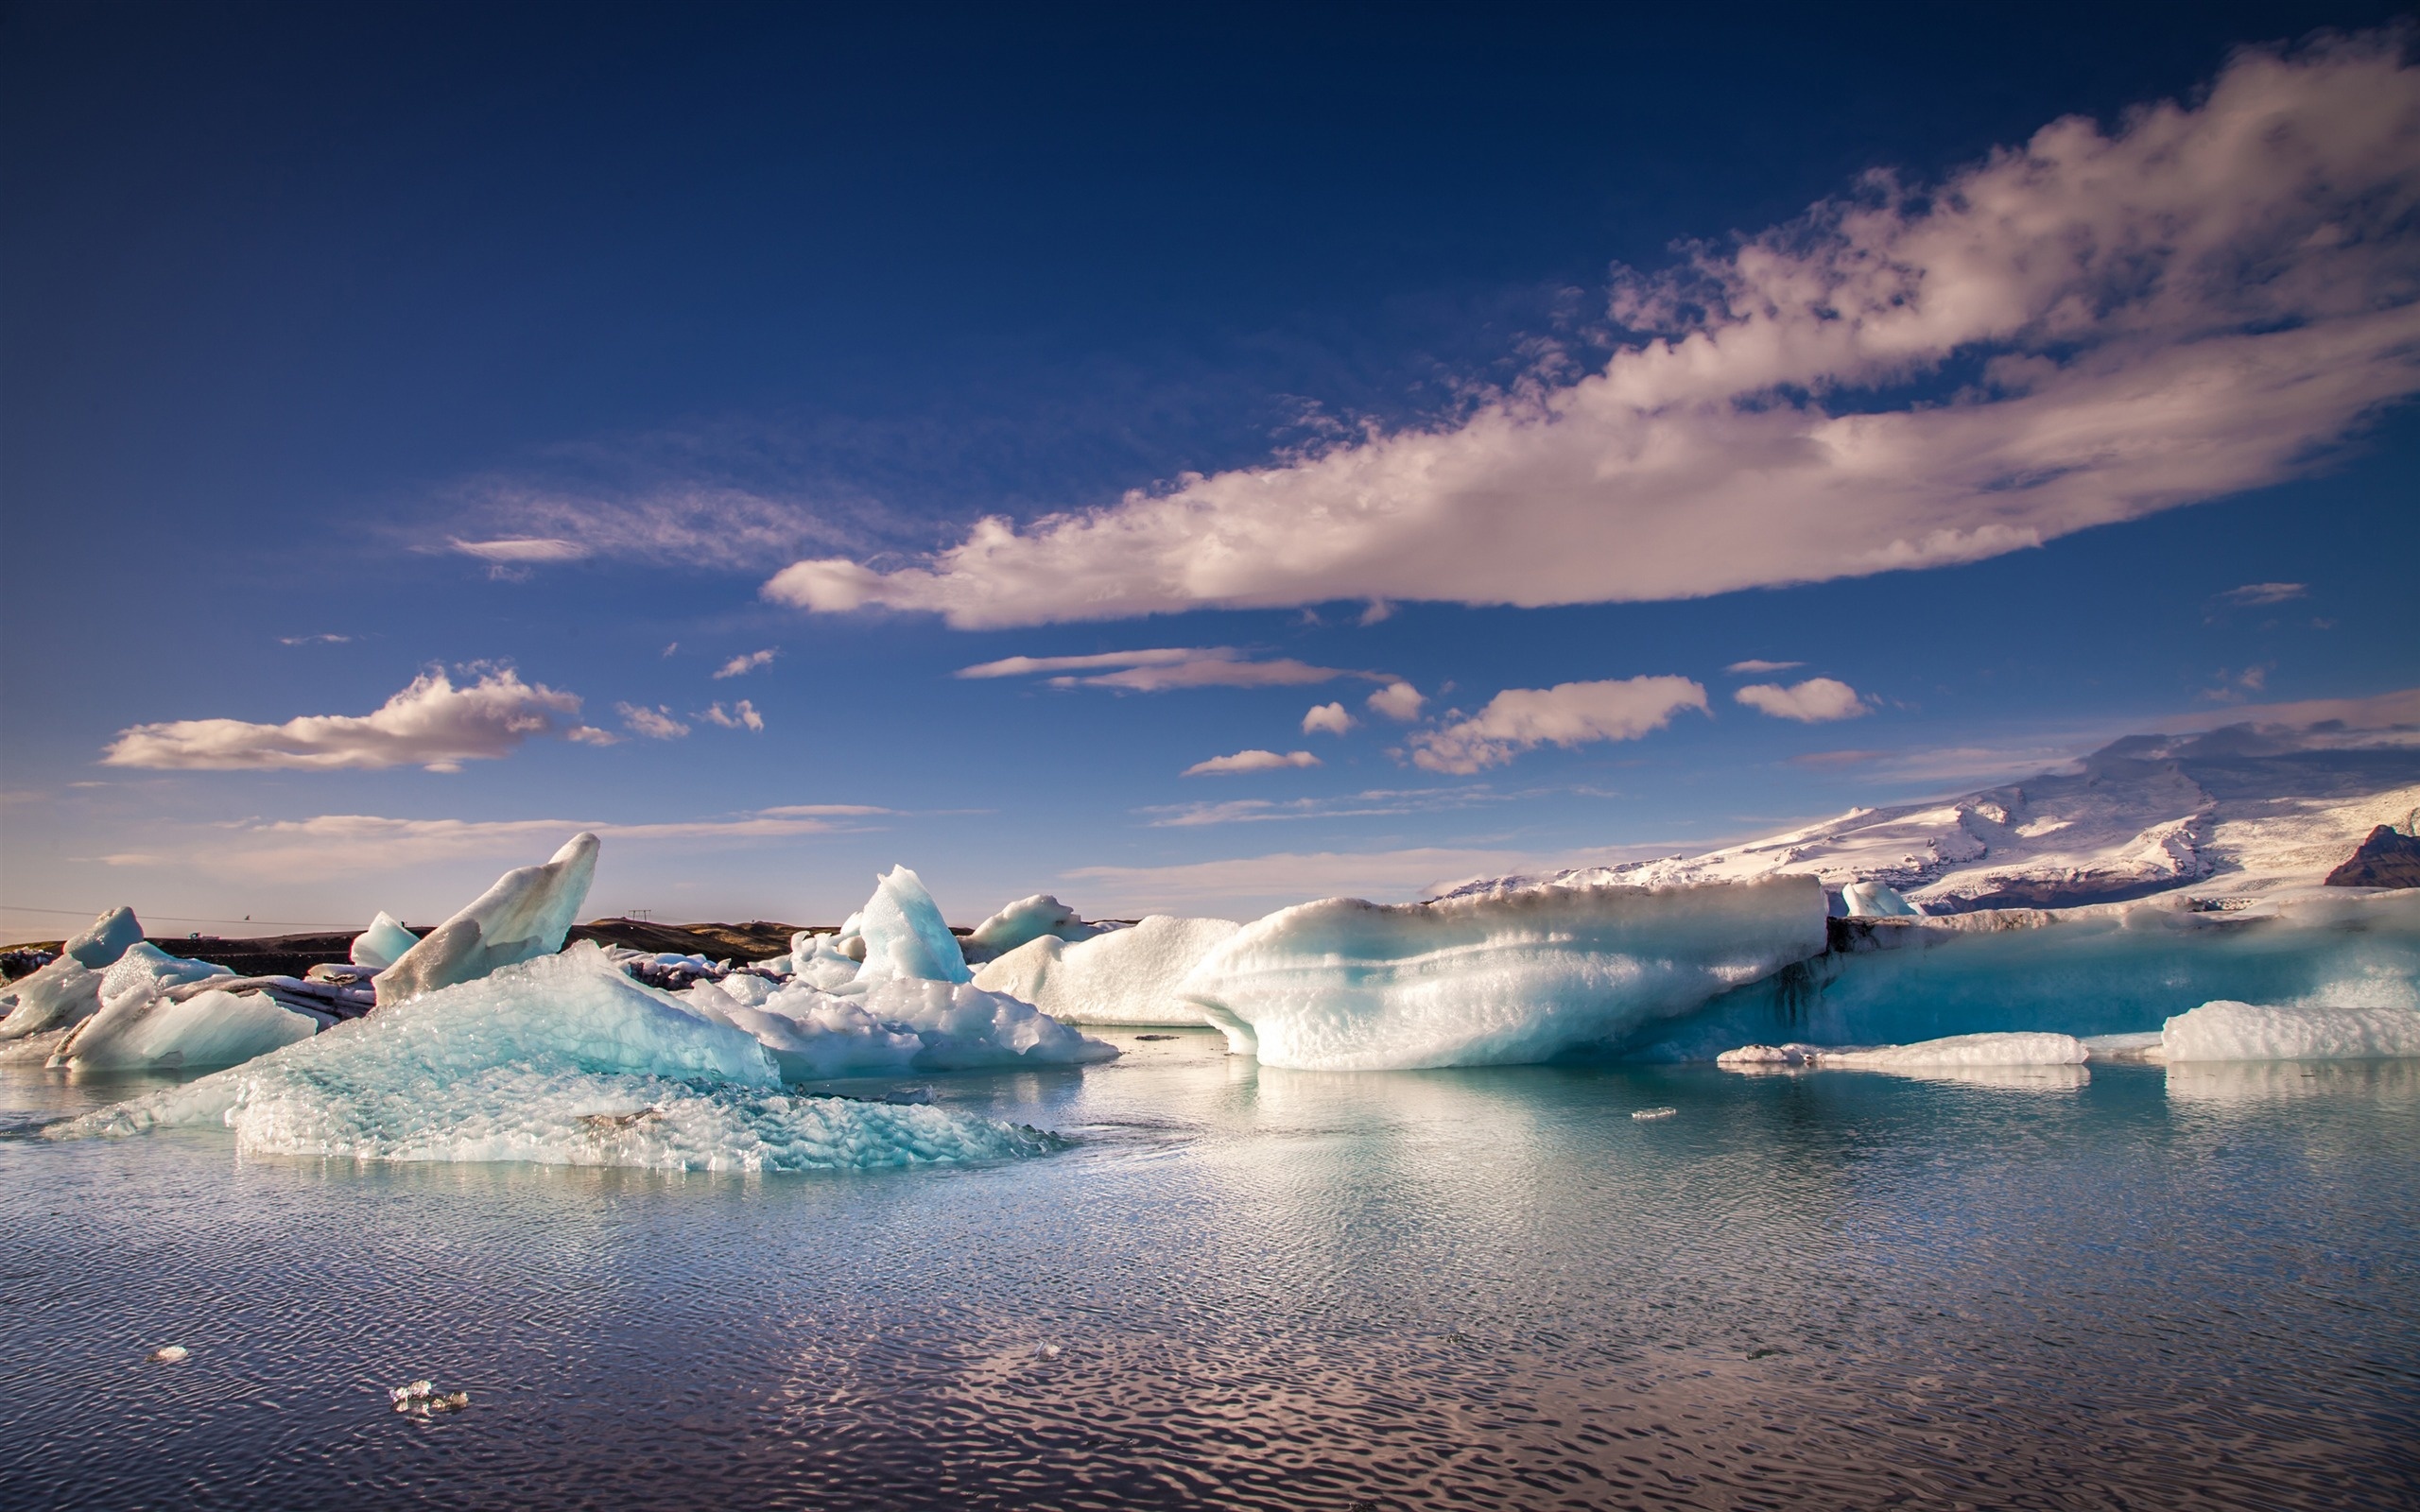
[1441,718,2420,913]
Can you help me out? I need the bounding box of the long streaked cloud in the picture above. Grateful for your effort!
[1409,676,1708,774]
[101,808,890,879]
[763,38,2420,629]
[1183,748,1322,777]
[713,648,779,679]
[444,483,856,574]
[1724,659,1803,676]
[959,645,1370,692]
[2220,581,2308,607]
[100,669,583,774]
[1734,677,1870,722]
[1141,785,1511,828]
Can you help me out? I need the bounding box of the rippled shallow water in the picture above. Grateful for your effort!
[4,1032,2417,1509]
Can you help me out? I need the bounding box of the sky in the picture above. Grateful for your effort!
[4,1,2418,937]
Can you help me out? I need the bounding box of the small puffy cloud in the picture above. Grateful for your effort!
[1184,749,1323,777]
[448,537,589,564]
[566,725,620,746]
[101,668,582,774]
[2221,582,2308,607]
[617,703,690,740]
[713,648,779,679]
[1303,702,1356,736]
[958,646,1357,692]
[1734,678,1871,722]
[1410,676,1707,774]
[761,42,2420,628]
[1725,659,1803,676]
[699,699,765,731]
[1366,680,1426,721]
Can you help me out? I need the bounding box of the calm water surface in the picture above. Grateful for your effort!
[3,1032,2416,1509]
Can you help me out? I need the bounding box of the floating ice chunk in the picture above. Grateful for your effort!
[2083,1030,2168,1063]
[374,833,599,1006]
[349,912,421,971]
[961,895,1105,965]
[1807,1032,2088,1068]
[0,957,104,1040]
[723,976,1119,1078]
[852,867,970,985]
[53,987,319,1072]
[1841,880,1920,918]
[0,906,147,1042]
[973,916,1239,1024]
[1632,1106,1677,1121]
[149,1346,189,1364]
[2160,1000,2420,1062]
[49,945,1062,1172]
[1180,875,1827,1071]
[64,906,146,968]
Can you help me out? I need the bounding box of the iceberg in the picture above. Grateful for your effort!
[973,915,1240,1024]
[1718,1032,2088,1069]
[49,946,1062,1173]
[851,866,970,985]
[374,833,599,1005]
[51,987,320,1072]
[1179,875,1828,1071]
[1840,880,1919,917]
[349,912,422,971]
[1630,888,2420,1061]
[960,894,1105,965]
[2159,1000,2420,1062]
[0,905,147,1042]
[684,972,1118,1079]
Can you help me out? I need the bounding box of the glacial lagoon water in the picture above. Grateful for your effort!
[4,1030,2417,1509]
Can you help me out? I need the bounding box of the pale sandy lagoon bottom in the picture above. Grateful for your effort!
[3,1030,2416,1510]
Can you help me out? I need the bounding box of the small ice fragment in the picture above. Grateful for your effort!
[148,1345,189,1363]
[432,1391,471,1413]
[1632,1106,1677,1121]
[1841,879,1921,918]
[1033,1342,1062,1358]
[390,1379,435,1405]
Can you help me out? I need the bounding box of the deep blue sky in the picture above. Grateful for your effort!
[5,2,2416,934]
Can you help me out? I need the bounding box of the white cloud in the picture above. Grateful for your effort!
[1303,701,1356,736]
[1183,748,1323,777]
[713,648,779,679]
[444,483,853,574]
[101,669,583,773]
[1734,677,1870,722]
[958,646,1362,692]
[763,40,2420,628]
[1366,680,1426,721]
[1409,676,1707,773]
[566,725,620,746]
[1725,659,1803,676]
[112,809,883,879]
[618,703,690,740]
[1141,786,1505,828]
[277,633,353,645]
[448,537,590,564]
[699,699,766,731]
[2221,582,2308,606]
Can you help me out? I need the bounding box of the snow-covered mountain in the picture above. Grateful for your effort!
[1445,719,2420,913]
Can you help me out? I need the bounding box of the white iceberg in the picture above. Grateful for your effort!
[2159,999,2420,1062]
[349,912,422,971]
[1840,880,1920,917]
[852,866,970,985]
[684,972,1118,1079]
[49,945,1063,1173]
[1718,1031,2088,1069]
[973,915,1239,1025]
[0,904,147,1042]
[1631,887,2420,1062]
[1179,875,1827,1071]
[374,833,599,1005]
[960,894,1105,965]
[52,987,320,1072]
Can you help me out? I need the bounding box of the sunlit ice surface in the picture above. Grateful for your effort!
[5,1035,2417,1509]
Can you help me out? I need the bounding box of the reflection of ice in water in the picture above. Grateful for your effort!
[2163,1057,2420,1107]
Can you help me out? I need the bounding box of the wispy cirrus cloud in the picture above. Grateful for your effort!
[441,482,861,575]
[1141,785,1508,827]
[2220,581,2309,607]
[1183,748,1322,777]
[1409,676,1708,774]
[763,39,2420,629]
[958,646,1374,692]
[617,703,690,740]
[101,668,583,774]
[713,648,779,679]
[698,699,765,731]
[1734,677,1870,722]
[1724,659,1803,676]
